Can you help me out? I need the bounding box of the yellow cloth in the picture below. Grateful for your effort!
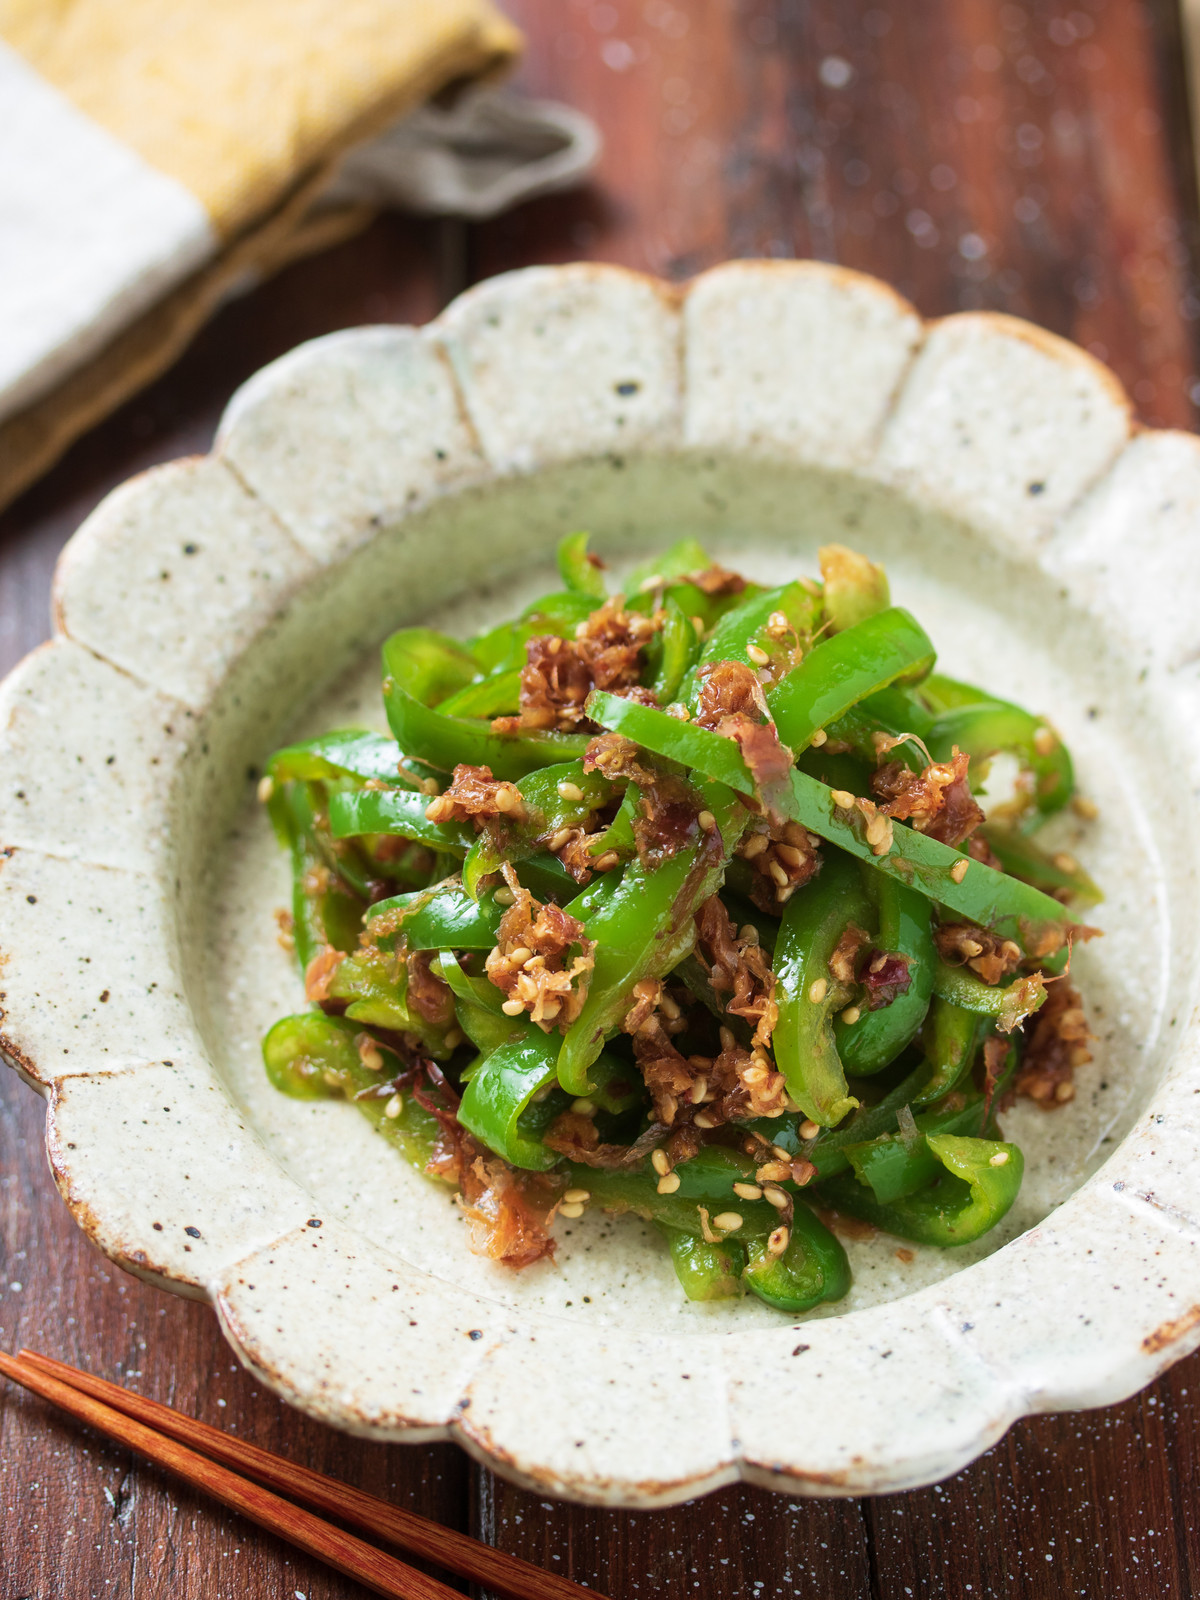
[0,0,521,510]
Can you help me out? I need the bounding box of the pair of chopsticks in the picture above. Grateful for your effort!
[0,1348,606,1600]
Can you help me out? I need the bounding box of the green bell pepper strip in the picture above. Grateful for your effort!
[772,850,872,1127]
[556,781,749,1096]
[437,667,523,720]
[457,1030,563,1170]
[325,947,453,1056]
[262,1013,442,1168]
[911,997,982,1107]
[923,676,1073,821]
[470,599,593,675]
[575,1160,782,1238]
[820,545,890,632]
[516,851,585,903]
[978,822,1101,905]
[931,960,1047,1032]
[382,627,480,706]
[521,590,601,630]
[766,607,936,755]
[558,531,608,598]
[778,770,1079,949]
[625,537,713,591]
[742,1202,851,1312]
[267,728,409,788]
[841,1098,996,1204]
[645,598,699,704]
[679,580,821,707]
[659,1227,746,1301]
[835,870,935,1076]
[587,691,756,793]
[384,656,592,783]
[586,783,639,863]
[366,882,505,950]
[434,950,517,1053]
[818,1132,1023,1247]
[462,761,617,897]
[273,782,365,971]
[328,787,473,853]
[823,686,936,774]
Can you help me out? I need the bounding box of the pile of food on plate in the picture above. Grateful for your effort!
[260,536,1099,1312]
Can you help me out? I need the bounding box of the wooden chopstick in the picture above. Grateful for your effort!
[17,1347,600,1600]
[0,1350,464,1600]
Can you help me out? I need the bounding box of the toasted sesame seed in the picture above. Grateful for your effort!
[830,788,856,809]
[656,1171,681,1194]
[767,610,790,633]
[950,858,969,883]
[768,859,790,887]
[762,1186,789,1210]
[639,573,664,591]
[548,827,572,852]
[809,728,828,748]
[1052,851,1079,874]
[651,1148,672,1176]
[571,1097,597,1116]
[690,1077,709,1105]
[357,1036,384,1072]
[713,1211,744,1233]
[733,1182,763,1201]
[557,780,585,802]
[989,1149,1010,1166]
[508,945,533,966]
[1068,1045,1091,1067]
[799,1119,821,1140]
[767,1225,789,1256]
[719,1026,737,1052]
[559,1202,585,1219]
[659,993,682,1020]
[421,777,441,795]
[384,1092,404,1119]
[840,1005,861,1026]
[742,832,769,859]
[775,842,803,866]
[697,809,717,831]
[1055,1080,1077,1102]
[1032,726,1057,756]
[755,1161,790,1183]
[775,885,796,903]
[693,1111,718,1129]
[594,850,621,871]
[531,1082,554,1102]
[256,775,275,804]
[501,999,526,1016]
[771,1145,791,1161]
[746,643,770,666]
[1000,940,1021,961]
[808,978,828,1004]
[563,1188,591,1204]
[1072,795,1099,820]
[494,887,516,905]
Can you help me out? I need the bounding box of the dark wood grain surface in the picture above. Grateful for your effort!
[2,2,1199,1595]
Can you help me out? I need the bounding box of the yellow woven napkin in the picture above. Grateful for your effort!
[0,0,522,510]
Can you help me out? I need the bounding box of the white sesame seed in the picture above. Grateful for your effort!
[656,1171,681,1194]
[767,1225,789,1256]
[693,1111,718,1129]
[697,809,717,831]
[1072,795,1099,820]
[775,885,796,903]
[840,1006,861,1026]
[557,781,585,802]
[713,1212,744,1233]
[651,1149,672,1176]
[768,859,790,887]
[1033,726,1057,756]
[548,827,572,852]
[742,832,769,859]
[571,1097,597,1116]
[808,978,828,1004]
[501,999,526,1016]
[384,1093,404,1119]
[563,1188,591,1204]
[594,850,621,871]
[950,858,969,883]
[762,1186,789,1209]
[733,1182,763,1201]
[1055,1081,1076,1103]
[719,1026,737,1053]
[830,788,856,809]
[1052,851,1079,874]
[690,1077,709,1105]
[421,777,441,795]
[989,1149,1010,1166]
[508,945,533,965]
[746,644,770,666]
[559,1202,585,1219]
[494,887,516,906]
[357,1036,384,1071]
[256,775,275,804]
[799,1119,821,1141]
[809,728,828,748]
[323,1070,342,1088]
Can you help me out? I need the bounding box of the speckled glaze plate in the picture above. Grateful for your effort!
[4,261,1200,1506]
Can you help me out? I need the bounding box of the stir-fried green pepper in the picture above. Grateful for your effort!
[260,530,1098,1314]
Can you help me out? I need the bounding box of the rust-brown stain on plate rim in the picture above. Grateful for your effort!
[1142,1304,1200,1354]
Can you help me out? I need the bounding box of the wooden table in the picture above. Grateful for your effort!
[2,1,1199,1594]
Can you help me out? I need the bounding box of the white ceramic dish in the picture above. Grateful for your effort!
[4,261,1200,1506]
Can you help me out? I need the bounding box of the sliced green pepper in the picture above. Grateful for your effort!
[267,728,408,788]
[558,531,608,598]
[437,667,523,720]
[645,598,700,704]
[819,544,890,632]
[931,961,1047,1031]
[659,1227,746,1301]
[835,870,935,1075]
[328,787,472,853]
[367,882,505,950]
[274,782,365,971]
[457,1030,563,1170]
[820,1132,1023,1246]
[462,761,616,896]
[742,1203,850,1312]
[923,674,1073,822]
[767,608,936,754]
[912,997,981,1106]
[841,1098,993,1204]
[978,823,1101,905]
[773,850,872,1127]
